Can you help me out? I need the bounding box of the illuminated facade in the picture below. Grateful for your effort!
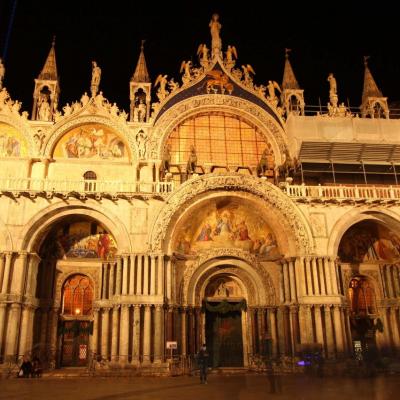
[0,16,399,375]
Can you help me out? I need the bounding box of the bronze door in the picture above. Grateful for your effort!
[61,321,89,367]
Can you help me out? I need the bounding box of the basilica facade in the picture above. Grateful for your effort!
[0,15,399,374]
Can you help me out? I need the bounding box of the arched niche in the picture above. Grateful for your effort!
[51,123,130,161]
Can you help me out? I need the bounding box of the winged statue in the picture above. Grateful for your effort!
[242,64,255,75]
[197,44,209,61]
[226,45,238,62]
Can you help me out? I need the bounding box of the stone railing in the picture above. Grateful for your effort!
[283,183,400,202]
[0,178,174,198]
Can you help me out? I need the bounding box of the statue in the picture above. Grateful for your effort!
[63,103,72,116]
[327,73,337,96]
[197,44,209,64]
[186,145,197,174]
[168,78,180,93]
[136,129,148,159]
[0,58,5,89]
[0,87,10,108]
[80,92,89,106]
[155,74,169,101]
[91,61,102,97]
[38,97,51,121]
[180,60,192,84]
[257,148,270,176]
[225,45,237,63]
[137,99,147,122]
[209,14,222,58]
[267,80,281,101]
[162,144,172,173]
[241,64,255,86]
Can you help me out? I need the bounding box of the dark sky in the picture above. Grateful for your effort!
[1,1,399,114]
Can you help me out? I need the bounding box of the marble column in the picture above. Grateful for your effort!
[101,263,108,299]
[1,252,13,294]
[283,261,290,302]
[122,255,129,295]
[143,305,152,363]
[108,262,115,298]
[5,303,21,361]
[39,309,49,354]
[305,257,313,295]
[48,307,59,366]
[150,255,156,295]
[166,258,171,301]
[18,305,32,356]
[111,306,120,362]
[333,305,344,356]
[311,257,319,295]
[329,258,339,295]
[323,257,333,294]
[180,308,187,356]
[269,307,278,357]
[390,307,400,350]
[0,303,7,355]
[324,305,335,358]
[344,307,353,354]
[157,254,163,295]
[132,305,141,364]
[277,306,286,355]
[129,255,136,295]
[289,306,298,356]
[136,255,143,295]
[143,256,149,295]
[0,253,5,291]
[288,258,297,301]
[317,258,326,295]
[119,305,129,363]
[154,305,163,362]
[101,308,110,359]
[115,256,122,295]
[314,305,324,349]
[91,309,100,355]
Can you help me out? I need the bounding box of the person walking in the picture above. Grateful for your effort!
[197,344,209,384]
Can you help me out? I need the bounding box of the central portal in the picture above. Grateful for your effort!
[206,304,244,367]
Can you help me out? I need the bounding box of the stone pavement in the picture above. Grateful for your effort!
[1,374,399,400]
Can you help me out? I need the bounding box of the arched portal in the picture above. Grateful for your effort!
[59,274,94,367]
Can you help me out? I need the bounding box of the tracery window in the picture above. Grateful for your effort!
[166,113,272,168]
[62,274,94,316]
[348,277,377,316]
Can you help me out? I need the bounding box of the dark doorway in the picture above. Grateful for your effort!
[206,306,243,367]
[61,321,90,367]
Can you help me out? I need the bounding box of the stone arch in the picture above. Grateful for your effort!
[151,95,289,164]
[149,174,313,255]
[0,115,35,157]
[328,208,400,257]
[181,249,276,307]
[342,271,383,303]
[16,200,131,253]
[42,114,138,161]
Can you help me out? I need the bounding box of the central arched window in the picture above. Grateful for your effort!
[62,274,94,316]
[83,171,97,191]
[166,113,272,168]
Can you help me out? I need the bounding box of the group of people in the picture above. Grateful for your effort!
[18,356,42,378]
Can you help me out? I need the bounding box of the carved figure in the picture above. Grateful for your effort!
[162,144,172,173]
[186,145,197,174]
[327,73,337,96]
[180,60,192,84]
[168,78,180,93]
[203,70,233,94]
[38,97,51,121]
[63,103,72,116]
[209,14,222,57]
[267,80,281,101]
[0,58,5,89]
[80,92,89,106]
[136,99,147,122]
[91,61,102,96]
[225,45,237,63]
[155,74,169,101]
[197,44,209,62]
[241,64,255,85]
[136,129,148,159]
[257,148,270,176]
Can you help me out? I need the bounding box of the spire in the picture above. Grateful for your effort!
[282,49,299,90]
[131,40,150,83]
[38,37,58,81]
[362,56,383,103]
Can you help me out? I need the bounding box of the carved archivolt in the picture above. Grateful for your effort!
[151,94,288,163]
[43,114,138,160]
[180,248,276,306]
[149,174,313,254]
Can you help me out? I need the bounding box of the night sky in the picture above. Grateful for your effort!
[0,1,399,115]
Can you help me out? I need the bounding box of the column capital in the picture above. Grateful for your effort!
[133,304,141,310]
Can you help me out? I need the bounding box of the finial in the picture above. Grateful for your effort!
[141,39,145,51]
[363,55,370,66]
[285,48,291,58]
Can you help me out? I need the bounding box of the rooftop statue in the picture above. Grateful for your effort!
[91,61,102,97]
[209,14,222,58]
[267,80,281,102]
[225,45,237,63]
[155,74,169,101]
[327,73,337,96]
[0,58,5,90]
[180,60,192,85]
[197,44,209,66]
